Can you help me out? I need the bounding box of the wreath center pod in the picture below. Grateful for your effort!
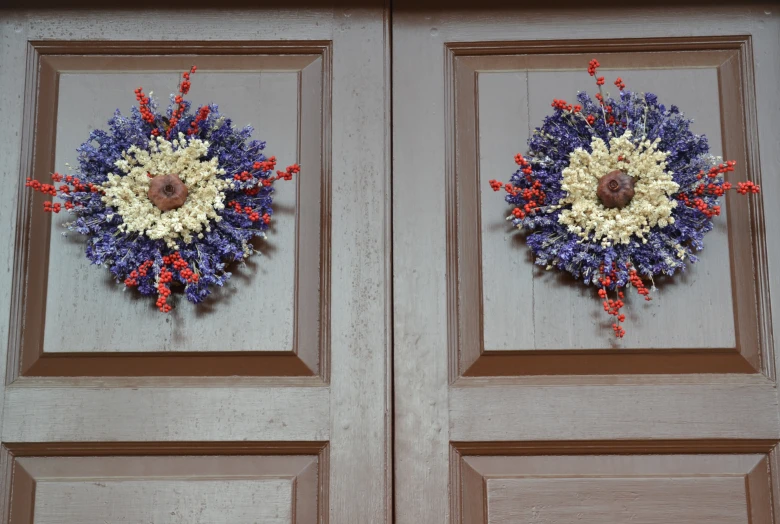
[488,60,761,338]
[27,67,299,313]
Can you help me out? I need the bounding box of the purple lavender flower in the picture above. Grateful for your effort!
[488,61,759,338]
[28,68,297,312]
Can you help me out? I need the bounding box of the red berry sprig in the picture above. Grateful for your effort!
[276,163,300,181]
[677,160,760,217]
[628,268,651,301]
[26,172,101,213]
[166,66,198,138]
[187,105,211,136]
[597,264,627,338]
[124,260,154,287]
[134,87,156,124]
[488,155,546,220]
[26,179,57,197]
[233,171,253,182]
[737,181,760,195]
[587,59,600,76]
[552,99,573,111]
[227,162,300,222]
[124,253,202,313]
[586,58,628,129]
[550,100,584,115]
[156,266,174,313]
[595,263,654,338]
[151,252,200,313]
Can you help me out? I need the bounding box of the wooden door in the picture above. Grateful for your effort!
[394,3,780,523]
[0,6,390,523]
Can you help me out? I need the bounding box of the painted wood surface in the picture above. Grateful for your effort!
[9,454,319,524]
[327,8,393,524]
[393,3,780,524]
[34,480,294,524]
[449,382,779,441]
[478,68,734,350]
[453,48,767,376]
[2,385,330,442]
[46,72,298,353]
[487,477,747,524]
[461,453,771,524]
[0,5,390,524]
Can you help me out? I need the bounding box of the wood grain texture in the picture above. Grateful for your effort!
[449,383,779,441]
[0,17,31,507]
[2,385,329,443]
[462,453,766,474]
[479,68,733,351]
[453,46,770,377]
[34,479,294,524]
[2,5,389,524]
[746,457,774,524]
[23,10,337,42]
[8,454,320,524]
[461,456,487,524]
[327,7,392,524]
[46,71,299,354]
[477,72,533,351]
[487,477,748,524]
[458,453,772,524]
[393,8,452,524]
[10,51,328,378]
[393,5,780,524]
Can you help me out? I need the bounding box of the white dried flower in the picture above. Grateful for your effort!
[101,134,229,249]
[557,132,679,247]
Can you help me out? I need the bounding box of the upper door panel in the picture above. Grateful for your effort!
[14,48,328,378]
[450,44,770,377]
[393,4,780,524]
[0,7,390,524]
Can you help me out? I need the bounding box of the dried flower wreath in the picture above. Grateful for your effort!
[489,59,760,338]
[27,67,299,312]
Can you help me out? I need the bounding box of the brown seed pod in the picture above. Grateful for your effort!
[597,170,635,209]
[148,174,188,212]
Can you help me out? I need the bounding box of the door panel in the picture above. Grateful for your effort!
[0,7,390,524]
[477,65,735,352]
[17,53,325,377]
[454,48,768,375]
[394,4,780,523]
[47,69,302,355]
[462,454,771,524]
[10,455,319,524]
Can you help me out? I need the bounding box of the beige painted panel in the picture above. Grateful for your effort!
[32,479,293,524]
[2,385,329,442]
[486,477,747,524]
[17,454,316,478]
[464,453,764,476]
[449,383,779,441]
[45,71,298,353]
[479,68,734,351]
[11,454,320,524]
[477,72,535,347]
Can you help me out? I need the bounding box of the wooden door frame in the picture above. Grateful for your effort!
[0,4,392,523]
[393,2,780,523]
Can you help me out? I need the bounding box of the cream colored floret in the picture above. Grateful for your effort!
[557,132,679,246]
[102,134,229,249]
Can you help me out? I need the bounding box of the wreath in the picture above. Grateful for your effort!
[489,59,760,338]
[26,66,298,312]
